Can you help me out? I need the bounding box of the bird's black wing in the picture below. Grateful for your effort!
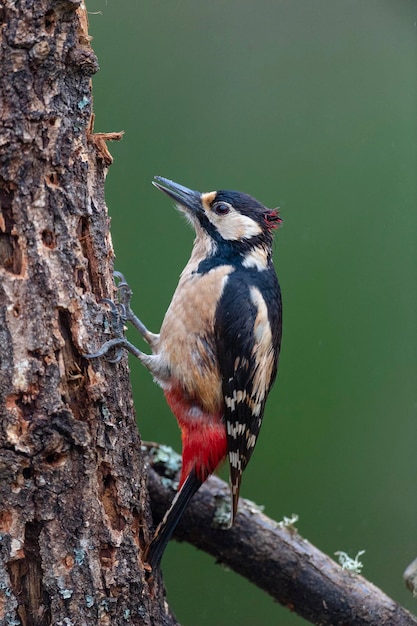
[214,265,282,522]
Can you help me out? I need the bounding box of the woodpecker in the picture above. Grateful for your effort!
[86,176,282,569]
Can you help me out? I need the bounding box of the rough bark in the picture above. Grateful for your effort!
[146,445,417,626]
[0,3,177,625]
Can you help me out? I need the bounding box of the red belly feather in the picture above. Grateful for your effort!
[164,386,227,485]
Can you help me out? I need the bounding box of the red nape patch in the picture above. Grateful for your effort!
[265,208,282,229]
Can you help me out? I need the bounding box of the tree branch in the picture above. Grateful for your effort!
[145,445,417,626]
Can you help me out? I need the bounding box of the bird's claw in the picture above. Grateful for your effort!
[84,272,136,362]
[84,336,129,363]
[113,271,134,317]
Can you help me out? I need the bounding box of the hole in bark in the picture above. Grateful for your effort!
[63,553,75,569]
[76,215,102,295]
[42,128,50,150]
[99,463,126,532]
[58,309,73,343]
[7,521,52,626]
[13,303,20,317]
[44,451,68,467]
[77,216,89,244]
[22,467,34,479]
[58,309,79,371]
[0,182,23,275]
[132,508,147,550]
[7,391,37,422]
[75,267,88,292]
[76,216,98,292]
[67,360,84,386]
[57,309,87,417]
[41,229,56,248]
[0,233,22,274]
[45,9,55,33]
[48,117,57,126]
[99,544,116,569]
[45,172,59,188]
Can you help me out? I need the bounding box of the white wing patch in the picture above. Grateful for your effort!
[249,285,275,409]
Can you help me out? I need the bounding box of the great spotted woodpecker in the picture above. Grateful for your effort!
[86,177,282,569]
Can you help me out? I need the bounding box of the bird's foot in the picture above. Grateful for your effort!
[84,271,144,363]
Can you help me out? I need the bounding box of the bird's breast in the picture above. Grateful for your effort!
[159,264,234,415]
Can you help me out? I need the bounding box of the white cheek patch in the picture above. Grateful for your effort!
[206,208,262,241]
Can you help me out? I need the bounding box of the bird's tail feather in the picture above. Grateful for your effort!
[144,469,202,570]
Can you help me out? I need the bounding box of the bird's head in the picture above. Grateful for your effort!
[153,177,281,256]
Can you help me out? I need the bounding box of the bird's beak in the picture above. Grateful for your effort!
[153,176,202,215]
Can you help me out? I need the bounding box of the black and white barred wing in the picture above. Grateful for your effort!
[215,270,282,522]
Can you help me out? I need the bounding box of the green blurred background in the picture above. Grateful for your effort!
[86,1,417,624]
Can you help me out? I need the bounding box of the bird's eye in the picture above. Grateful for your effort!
[213,202,230,216]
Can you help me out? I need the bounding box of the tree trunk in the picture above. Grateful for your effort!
[0,2,177,624]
